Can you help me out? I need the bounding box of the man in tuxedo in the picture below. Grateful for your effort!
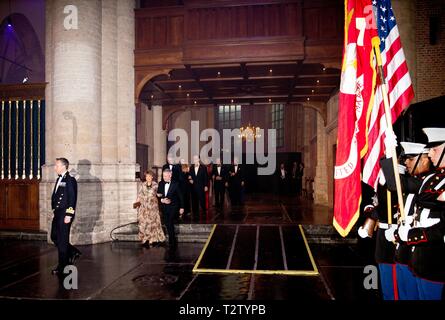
[277,163,288,196]
[212,158,227,208]
[50,158,81,275]
[162,154,180,182]
[157,169,184,248]
[189,155,208,218]
[228,157,245,206]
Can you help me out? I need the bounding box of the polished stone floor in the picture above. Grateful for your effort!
[0,193,381,300]
[179,193,333,225]
[0,238,380,300]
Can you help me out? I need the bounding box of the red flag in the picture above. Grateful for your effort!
[333,0,380,237]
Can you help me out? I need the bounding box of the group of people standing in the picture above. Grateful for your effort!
[135,155,246,249]
[358,127,445,300]
[277,161,304,196]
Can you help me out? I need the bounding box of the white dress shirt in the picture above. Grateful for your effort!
[55,170,68,193]
[164,181,170,196]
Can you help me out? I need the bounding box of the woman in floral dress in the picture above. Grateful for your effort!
[136,170,165,248]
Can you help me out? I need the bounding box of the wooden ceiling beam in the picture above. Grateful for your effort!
[185,64,216,106]
[298,73,340,78]
[287,60,303,104]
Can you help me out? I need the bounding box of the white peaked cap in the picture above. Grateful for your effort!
[423,128,445,147]
[400,142,428,156]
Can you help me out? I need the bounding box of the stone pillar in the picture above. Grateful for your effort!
[314,111,329,205]
[152,105,166,179]
[41,0,137,245]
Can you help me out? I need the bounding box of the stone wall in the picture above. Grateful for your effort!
[414,0,445,102]
[41,0,137,245]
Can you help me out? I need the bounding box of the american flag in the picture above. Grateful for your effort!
[362,0,414,190]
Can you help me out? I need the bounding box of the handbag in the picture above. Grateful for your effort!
[133,201,141,209]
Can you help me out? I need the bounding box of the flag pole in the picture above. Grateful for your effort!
[373,46,405,222]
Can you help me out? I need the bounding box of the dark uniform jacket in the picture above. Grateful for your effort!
[382,159,445,282]
[406,168,445,282]
[51,171,78,218]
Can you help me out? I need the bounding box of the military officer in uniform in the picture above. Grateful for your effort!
[50,158,81,275]
[358,180,398,300]
[383,142,432,300]
[397,128,445,300]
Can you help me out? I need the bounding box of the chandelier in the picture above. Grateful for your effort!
[238,123,262,142]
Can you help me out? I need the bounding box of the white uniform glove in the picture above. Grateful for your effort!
[384,131,398,158]
[358,226,370,239]
[403,215,415,226]
[384,225,397,242]
[398,223,411,242]
[398,164,407,174]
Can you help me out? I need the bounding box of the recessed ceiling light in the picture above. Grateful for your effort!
[217,71,221,76]
[178,85,182,89]
[307,97,310,101]
[316,80,320,84]
[269,69,273,73]
[231,99,234,103]
[187,93,190,97]
[323,67,326,71]
[150,95,154,99]
[194,101,197,104]
[268,98,272,102]
[312,89,315,93]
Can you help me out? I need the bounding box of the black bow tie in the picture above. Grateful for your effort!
[165,182,170,185]
[58,175,62,178]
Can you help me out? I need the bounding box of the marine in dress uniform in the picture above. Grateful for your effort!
[383,142,432,300]
[50,158,81,275]
[383,128,445,300]
[399,128,445,300]
[358,181,398,300]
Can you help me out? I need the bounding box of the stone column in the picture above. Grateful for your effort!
[41,0,137,244]
[314,111,329,205]
[152,105,166,180]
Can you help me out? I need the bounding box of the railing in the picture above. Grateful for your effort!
[0,99,45,180]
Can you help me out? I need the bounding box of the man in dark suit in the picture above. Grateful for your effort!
[189,155,209,218]
[228,157,245,206]
[157,169,184,248]
[162,154,181,182]
[277,162,288,196]
[50,158,81,275]
[212,158,227,208]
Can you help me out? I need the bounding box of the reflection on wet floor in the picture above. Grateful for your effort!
[179,193,333,225]
[0,238,381,301]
